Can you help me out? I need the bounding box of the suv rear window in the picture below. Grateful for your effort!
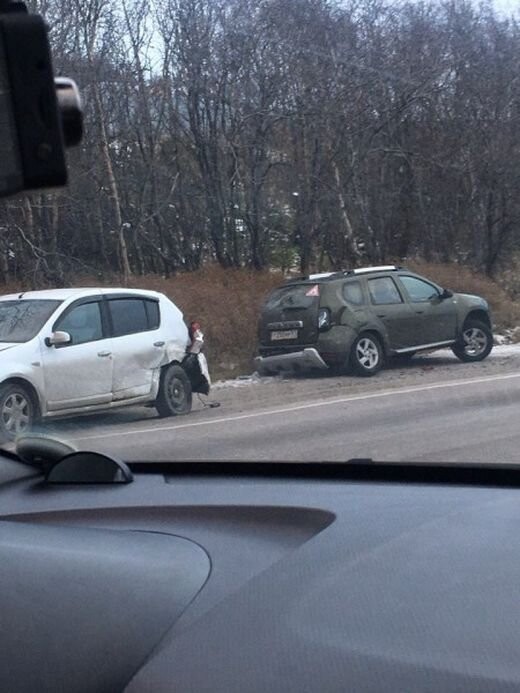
[368,277,402,305]
[109,298,159,337]
[266,285,318,310]
[342,281,364,305]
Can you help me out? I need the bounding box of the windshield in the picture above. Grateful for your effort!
[0,0,519,467]
[0,300,61,343]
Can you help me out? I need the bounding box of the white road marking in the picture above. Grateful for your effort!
[74,371,520,442]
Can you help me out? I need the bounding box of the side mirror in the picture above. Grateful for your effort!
[441,288,453,299]
[45,330,71,347]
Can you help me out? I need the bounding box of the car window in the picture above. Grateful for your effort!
[109,298,150,337]
[144,300,160,330]
[266,285,318,310]
[55,302,103,345]
[368,277,403,305]
[400,276,440,302]
[342,281,364,306]
[0,300,61,343]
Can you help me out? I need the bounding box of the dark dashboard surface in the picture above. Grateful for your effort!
[1,455,520,692]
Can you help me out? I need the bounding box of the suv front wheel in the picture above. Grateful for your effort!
[452,319,493,363]
[350,334,384,377]
[0,382,38,444]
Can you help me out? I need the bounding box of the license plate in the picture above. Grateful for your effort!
[271,329,298,341]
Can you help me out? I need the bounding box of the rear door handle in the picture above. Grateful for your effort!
[377,314,386,319]
[154,341,165,347]
[97,351,112,357]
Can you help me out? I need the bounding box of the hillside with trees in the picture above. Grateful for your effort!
[1,0,519,286]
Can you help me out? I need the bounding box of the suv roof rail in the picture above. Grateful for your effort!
[307,272,337,280]
[284,265,408,284]
[301,265,407,281]
[350,265,403,275]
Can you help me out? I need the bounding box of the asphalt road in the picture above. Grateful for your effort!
[39,346,520,464]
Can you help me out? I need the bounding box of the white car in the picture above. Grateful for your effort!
[0,288,207,443]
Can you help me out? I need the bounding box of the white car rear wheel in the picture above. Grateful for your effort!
[155,364,192,417]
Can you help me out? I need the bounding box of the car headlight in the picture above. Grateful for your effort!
[318,308,331,331]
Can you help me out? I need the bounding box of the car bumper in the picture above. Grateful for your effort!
[254,348,328,374]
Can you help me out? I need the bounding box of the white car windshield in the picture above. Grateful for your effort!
[0,300,61,343]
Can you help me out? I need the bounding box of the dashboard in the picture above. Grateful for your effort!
[1,455,520,692]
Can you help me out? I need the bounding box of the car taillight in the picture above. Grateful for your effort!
[189,321,202,340]
[189,321,204,353]
[306,285,320,297]
[318,308,331,331]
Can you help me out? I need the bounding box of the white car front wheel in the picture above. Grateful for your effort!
[0,383,37,444]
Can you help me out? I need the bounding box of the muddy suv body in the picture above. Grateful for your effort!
[255,266,493,376]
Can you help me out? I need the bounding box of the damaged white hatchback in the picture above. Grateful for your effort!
[0,288,210,443]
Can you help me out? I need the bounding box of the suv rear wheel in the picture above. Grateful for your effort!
[452,319,493,363]
[0,382,38,444]
[156,364,192,417]
[350,334,384,377]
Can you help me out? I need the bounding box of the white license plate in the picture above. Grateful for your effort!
[271,329,298,341]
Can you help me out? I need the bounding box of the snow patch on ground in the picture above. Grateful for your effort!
[494,328,520,345]
[418,343,520,359]
[480,343,520,357]
[212,373,282,389]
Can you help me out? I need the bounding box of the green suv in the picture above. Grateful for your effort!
[255,266,493,376]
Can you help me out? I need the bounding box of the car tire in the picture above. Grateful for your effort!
[350,333,384,377]
[0,382,38,444]
[452,319,493,363]
[155,364,193,418]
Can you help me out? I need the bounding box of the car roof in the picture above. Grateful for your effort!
[0,287,164,302]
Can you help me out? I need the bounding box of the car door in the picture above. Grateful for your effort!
[107,296,166,400]
[41,299,113,411]
[367,276,421,349]
[397,275,457,344]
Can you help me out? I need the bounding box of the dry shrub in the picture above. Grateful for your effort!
[126,266,283,377]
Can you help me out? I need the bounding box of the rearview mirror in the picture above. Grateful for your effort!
[441,288,453,299]
[45,330,71,347]
[45,451,133,484]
